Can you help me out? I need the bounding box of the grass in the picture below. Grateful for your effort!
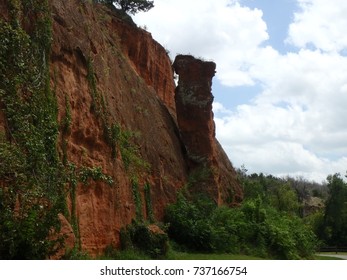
[95,247,263,260]
[99,248,151,260]
[68,248,345,260]
[66,243,346,260]
[167,251,264,260]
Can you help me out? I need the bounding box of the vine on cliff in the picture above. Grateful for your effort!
[0,0,116,259]
[86,60,150,174]
[0,0,64,259]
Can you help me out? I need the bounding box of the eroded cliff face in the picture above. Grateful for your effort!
[173,55,242,205]
[50,0,187,254]
[0,0,242,256]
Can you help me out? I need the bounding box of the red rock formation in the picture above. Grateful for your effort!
[0,0,242,257]
[110,16,177,114]
[50,0,187,255]
[173,55,242,205]
[173,55,216,161]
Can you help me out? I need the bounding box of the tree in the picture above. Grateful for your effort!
[321,173,347,246]
[103,0,154,14]
[269,183,300,214]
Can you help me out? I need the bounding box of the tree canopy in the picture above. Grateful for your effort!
[321,174,347,246]
[99,0,154,15]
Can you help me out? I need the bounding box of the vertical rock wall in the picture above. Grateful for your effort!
[0,0,242,256]
[174,55,242,205]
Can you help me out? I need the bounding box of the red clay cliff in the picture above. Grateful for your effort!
[0,0,242,256]
[174,55,242,205]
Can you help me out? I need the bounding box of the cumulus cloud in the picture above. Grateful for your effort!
[134,0,347,182]
[214,101,347,182]
[134,0,268,86]
[287,0,347,53]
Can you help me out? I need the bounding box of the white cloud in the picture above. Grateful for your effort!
[134,0,347,182]
[134,0,268,87]
[216,46,347,181]
[287,0,347,53]
[215,102,347,182]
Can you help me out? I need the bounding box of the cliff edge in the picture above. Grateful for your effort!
[0,0,242,256]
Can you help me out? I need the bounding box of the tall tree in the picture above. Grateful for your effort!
[322,173,347,246]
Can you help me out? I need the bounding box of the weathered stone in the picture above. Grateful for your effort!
[173,55,243,205]
[0,0,242,257]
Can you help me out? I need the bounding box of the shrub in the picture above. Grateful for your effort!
[165,192,317,259]
[120,221,168,259]
[165,193,216,252]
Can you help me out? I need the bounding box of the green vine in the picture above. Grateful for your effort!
[0,0,64,259]
[117,127,150,173]
[0,0,137,259]
[86,59,115,156]
[79,166,114,186]
[144,182,154,222]
[87,59,105,118]
[131,176,143,221]
[62,93,72,136]
[65,163,79,246]
[65,162,114,248]
[86,60,150,173]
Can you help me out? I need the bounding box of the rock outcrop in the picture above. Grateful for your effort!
[174,55,242,205]
[0,0,242,256]
[50,0,187,254]
[173,55,216,161]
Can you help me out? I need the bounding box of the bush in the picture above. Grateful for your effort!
[165,193,216,252]
[165,193,317,259]
[120,221,168,259]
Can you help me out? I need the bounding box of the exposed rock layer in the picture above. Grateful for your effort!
[0,0,242,256]
[174,55,242,205]
[173,55,216,162]
[50,0,187,254]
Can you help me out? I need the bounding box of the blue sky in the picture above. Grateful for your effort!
[213,0,299,110]
[134,0,347,182]
[241,0,298,52]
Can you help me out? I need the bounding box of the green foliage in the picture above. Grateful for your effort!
[240,172,300,215]
[116,126,149,172]
[62,93,72,135]
[144,182,154,222]
[264,207,317,259]
[165,191,317,259]
[64,162,114,245]
[79,166,114,186]
[165,193,217,253]
[304,210,325,239]
[269,183,300,214]
[320,174,347,246]
[102,245,150,260]
[0,3,116,258]
[0,0,66,259]
[86,62,149,173]
[168,250,264,260]
[62,247,91,260]
[87,59,106,118]
[97,0,154,15]
[120,221,168,259]
[131,177,143,221]
[186,166,212,189]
